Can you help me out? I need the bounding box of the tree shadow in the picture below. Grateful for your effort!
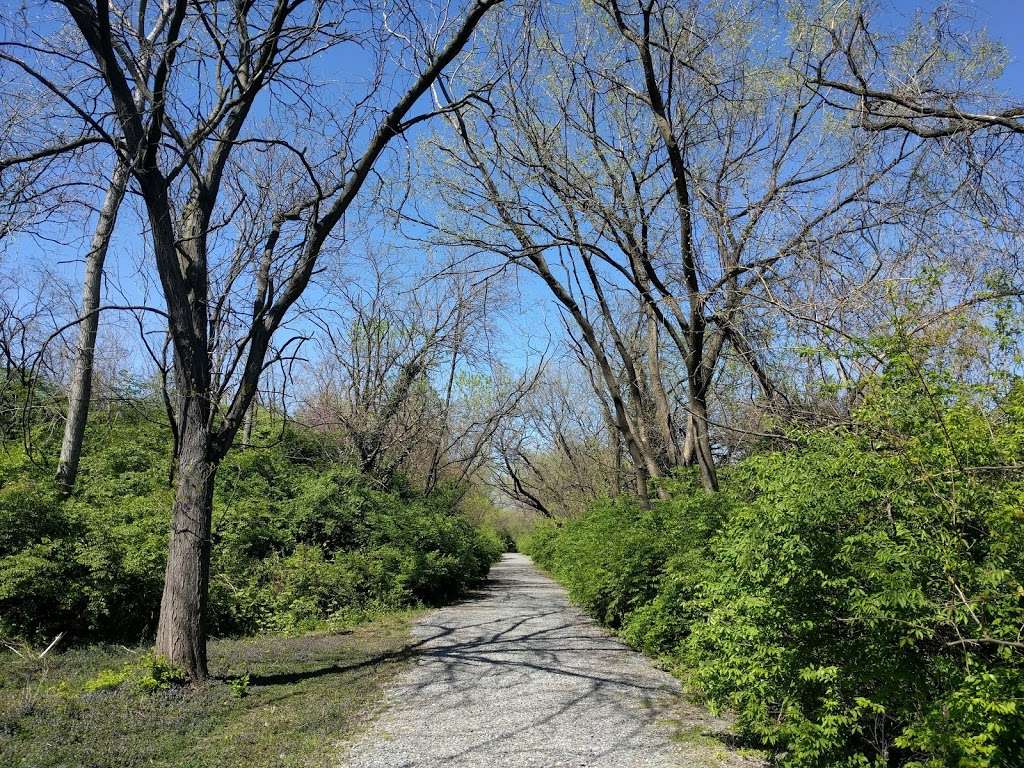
[225,555,761,765]
[332,553,763,766]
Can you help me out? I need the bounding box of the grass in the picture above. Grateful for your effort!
[0,611,419,767]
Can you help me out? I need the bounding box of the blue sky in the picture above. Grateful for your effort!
[904,0,1024,90]
[3,0,1023,389]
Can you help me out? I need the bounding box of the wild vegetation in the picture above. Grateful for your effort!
[1,614,418,768]
[527,340,1024,767]
[0,389,502,645]
[1,0,1022,766]
[0,380,503,763]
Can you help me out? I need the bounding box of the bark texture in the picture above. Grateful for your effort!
[154,411,215,677]
[55,159,129,495]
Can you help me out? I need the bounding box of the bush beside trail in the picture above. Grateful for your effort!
[0,403,503,645]
[526,359,1024,768]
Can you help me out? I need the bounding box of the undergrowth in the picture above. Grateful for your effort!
[526,351,1024,767]
[0,614,417,767]
[0,395,503,645]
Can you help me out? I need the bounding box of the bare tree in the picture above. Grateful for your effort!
[50,0,181,494]
[495,365,621,517]
[0,267,76,440]
[303,260,472,481]
[800,2,1024,139]
[0,0,504,678]
[425,100,674,502]
[54,159,129,494]
[302,256,538,492]
[425,0,941,492]
[1,17,127,490]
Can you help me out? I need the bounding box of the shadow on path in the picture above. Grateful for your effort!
[340,553,762,768]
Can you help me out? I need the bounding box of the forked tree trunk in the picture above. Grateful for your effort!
[154,397,216,679]
[57,0,502,684]
[55,160,130,496]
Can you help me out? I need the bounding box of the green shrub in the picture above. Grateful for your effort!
[527,496,666,626]
[526,360,1024,768]
[229,672,250,699]
[1,402,502,644]
[83,653,186,694]
[82,665,133,693]
[0,480,89,639]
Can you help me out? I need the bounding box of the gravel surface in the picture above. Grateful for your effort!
[340,553,760,768]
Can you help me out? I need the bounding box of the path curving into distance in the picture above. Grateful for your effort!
[341,553,761,768]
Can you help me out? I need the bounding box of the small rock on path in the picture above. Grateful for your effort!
[341,553,759,767]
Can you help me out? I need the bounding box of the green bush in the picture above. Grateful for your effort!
[527,496,666,627]
[526,359,1024,768]
[83,652,187,694]
[209,469,502,635]
[0,480,85,639]
[0,406,502,644]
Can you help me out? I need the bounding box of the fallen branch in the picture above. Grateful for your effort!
[39,631,66,658]
[1,639,26,658]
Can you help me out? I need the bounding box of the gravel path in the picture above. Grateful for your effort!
[341,553,759,768]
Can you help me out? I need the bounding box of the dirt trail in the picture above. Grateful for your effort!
[341,553,759,768]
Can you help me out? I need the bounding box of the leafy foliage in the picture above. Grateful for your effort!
[83,653,187,694]
[0,401,502,643]
[527,356,1024,768]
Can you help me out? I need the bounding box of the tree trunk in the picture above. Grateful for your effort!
[154,409,216,680]
[242,400,256,446]
[611,430,622,497]
[646,314,679,468]
[681,412,696,465]
[689,387,719,491]
[55,160,129,495]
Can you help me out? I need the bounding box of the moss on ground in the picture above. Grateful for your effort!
[0,612,418,767]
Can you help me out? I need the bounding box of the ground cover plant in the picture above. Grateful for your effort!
[0,613,417,768]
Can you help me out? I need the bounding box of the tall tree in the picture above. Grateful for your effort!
[54,159,128,494]
[11,0,503,679]
[428,0,930,491]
